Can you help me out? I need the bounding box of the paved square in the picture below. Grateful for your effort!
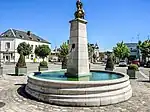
[0,63,150,112]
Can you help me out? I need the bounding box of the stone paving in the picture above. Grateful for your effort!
[0,64,150,112]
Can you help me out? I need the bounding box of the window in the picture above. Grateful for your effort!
[29,37,33,40]
[31,45,33,49]
[19,35,24,38]
[26,55,29,59]
[31,55,33,60]
[11,53,13,59]
[6,42,10,49]
[37,39,41,41]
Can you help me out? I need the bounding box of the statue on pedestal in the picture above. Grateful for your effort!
[74,0,85,19]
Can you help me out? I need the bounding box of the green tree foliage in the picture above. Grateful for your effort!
[137,40,150,63]
[58,42,69,69]
[35,45,51,61]
[99,52,105,61]
[40,61,48,67]
[17,42,32,56]
[16,42,32,67]
[113,41,130,60]
[16,52,26,67]
[88,43,94,59]
[88,43,97,62]
[59,42,69,60]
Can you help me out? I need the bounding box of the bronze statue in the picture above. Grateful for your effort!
[74,0,85,19]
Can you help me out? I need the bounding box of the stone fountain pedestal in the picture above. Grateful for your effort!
[66,18,90,77]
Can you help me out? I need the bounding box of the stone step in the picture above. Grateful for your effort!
[27,80,130,95]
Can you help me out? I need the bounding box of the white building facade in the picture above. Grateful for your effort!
[0,29,51,63]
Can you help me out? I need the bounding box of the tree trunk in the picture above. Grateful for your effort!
[62,57,67,69]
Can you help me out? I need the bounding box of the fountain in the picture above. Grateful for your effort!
[25,0,132,106]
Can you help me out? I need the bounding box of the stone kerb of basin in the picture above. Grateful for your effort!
[25,70,132,106]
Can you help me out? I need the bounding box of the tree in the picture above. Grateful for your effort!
[17,42,32,56]
[88,43,95,62]
[16,42,32,67]
[35,45,51,61]
[58,42,69,69]
[113,41,130,61]
[58,42,69,60]
[138,40,150,63]
[99,52,105,61]
[93,53,97,62]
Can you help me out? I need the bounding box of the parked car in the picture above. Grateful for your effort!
[132,60,140,66]
[119,61,127,67]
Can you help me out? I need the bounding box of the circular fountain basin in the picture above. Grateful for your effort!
[25,70,132,106]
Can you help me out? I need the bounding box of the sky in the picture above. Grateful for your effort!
[0,0,150,51]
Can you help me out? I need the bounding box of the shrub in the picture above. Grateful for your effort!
[16,42,32,68]
[16,53,26,67]
[35,45,51,61]
[128,64,138,71]
[105,55,114,69]
[40,61,48,67]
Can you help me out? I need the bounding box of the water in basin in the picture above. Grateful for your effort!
[34,71,122,81]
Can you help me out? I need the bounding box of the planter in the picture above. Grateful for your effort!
[105,68,113,71]
[38,66,48,71]
[15,67,27,76]
[127,69,136,79]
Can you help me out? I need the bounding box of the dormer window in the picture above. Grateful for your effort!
[29,37,33,40]
[1,33,4,36]
[19,35,24,38]
[37,39,41,41]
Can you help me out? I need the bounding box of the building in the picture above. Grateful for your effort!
[50,48,60,62]
[125,43,140,61]
[94,43,100,58]
[0,29,51,63]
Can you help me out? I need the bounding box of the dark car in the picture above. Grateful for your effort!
[132,60,140,66]
[146,61,150,68]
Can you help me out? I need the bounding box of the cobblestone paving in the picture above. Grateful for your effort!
[0,64,150,112]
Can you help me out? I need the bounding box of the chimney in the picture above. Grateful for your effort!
[27,31,31,36]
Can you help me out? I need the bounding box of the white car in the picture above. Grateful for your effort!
[119,61,127,67]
